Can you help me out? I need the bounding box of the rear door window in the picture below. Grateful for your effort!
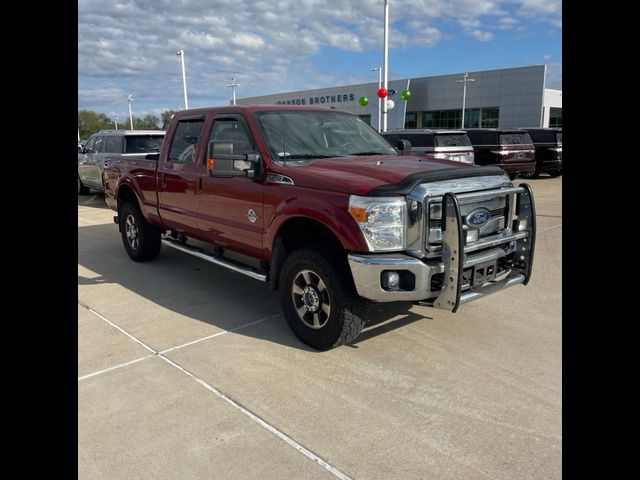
[105,136,124,153]
[125,135,164,153]
[168,118,205,163]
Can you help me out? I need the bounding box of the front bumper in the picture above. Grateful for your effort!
[347,184,536,312]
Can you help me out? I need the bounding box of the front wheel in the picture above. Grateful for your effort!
[119,202,161,261]
[280,248,369,350]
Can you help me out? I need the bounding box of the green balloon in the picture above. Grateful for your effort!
[358,96,369,106]
[400,89,411,101]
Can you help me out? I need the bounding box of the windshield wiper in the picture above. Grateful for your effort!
[282,154,346,159]
[348,151,388,156]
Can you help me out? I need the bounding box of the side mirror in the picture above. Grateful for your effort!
[207,141,260,178]
[397,139,412,155]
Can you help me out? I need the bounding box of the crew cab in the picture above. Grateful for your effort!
[78,129,165,194]
[103,106,536,350]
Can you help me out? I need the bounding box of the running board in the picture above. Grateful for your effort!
[161,238,268,282]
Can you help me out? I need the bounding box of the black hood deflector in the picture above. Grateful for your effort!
[367,166,506,196]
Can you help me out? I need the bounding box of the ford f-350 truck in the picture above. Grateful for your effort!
[103,105,535,350]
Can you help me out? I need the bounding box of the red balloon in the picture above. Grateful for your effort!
[377,87,388,98]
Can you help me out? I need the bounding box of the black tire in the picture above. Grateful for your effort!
[519,170,538,179]
[279,247,369,350]
[78,177,90,195]
[119,202,161,261]
[548,169,562,177]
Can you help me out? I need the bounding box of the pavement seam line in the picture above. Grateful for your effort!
[537,223,562,233]
[77,301,350,479]
[78,300,158,354]
[158,354,353,480]
[158,314,282,354]
[78,355,154,381]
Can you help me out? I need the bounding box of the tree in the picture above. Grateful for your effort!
[132,114,160,130]
[78,110,113,140]
[161,110,177,129]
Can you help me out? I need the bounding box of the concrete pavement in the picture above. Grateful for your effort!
[78,177,561,479]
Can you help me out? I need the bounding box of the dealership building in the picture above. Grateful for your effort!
[238,65,561,131]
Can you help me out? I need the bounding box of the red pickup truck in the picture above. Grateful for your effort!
[103,105,536,350]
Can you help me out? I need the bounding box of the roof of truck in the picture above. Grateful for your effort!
[172,104,354,117]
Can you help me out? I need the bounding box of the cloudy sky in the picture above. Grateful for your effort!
[78,0,562,120]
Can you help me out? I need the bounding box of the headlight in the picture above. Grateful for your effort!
[348,195,406,251]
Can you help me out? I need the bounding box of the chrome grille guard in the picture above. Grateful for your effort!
[433,184,536,312]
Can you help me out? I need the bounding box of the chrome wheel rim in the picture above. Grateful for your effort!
[291,269,331,329]
[125,214,140,250]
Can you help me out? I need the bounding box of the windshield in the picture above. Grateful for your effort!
[435,134,471,147]
[254,110,397,162]
[499,133,532,146]
[125,135,164,153]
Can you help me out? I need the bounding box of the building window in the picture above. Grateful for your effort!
[405,112,417,129]
[549,108,562,128]
[464,109,480,128]
[481,107,499,128]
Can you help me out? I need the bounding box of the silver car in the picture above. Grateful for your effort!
[78,129,165,194]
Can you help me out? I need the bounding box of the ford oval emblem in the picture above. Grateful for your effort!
[465,208,491,228]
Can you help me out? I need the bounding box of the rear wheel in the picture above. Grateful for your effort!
[119,202,161,261]
[78,177,90,195]
[280,247,369,350]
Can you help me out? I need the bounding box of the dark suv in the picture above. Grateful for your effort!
[381,129,475,164]
[465,128,536,178]
[78,129,165,194]
[521,128,562,177]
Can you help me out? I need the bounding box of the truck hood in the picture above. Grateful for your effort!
[272,155,476,195]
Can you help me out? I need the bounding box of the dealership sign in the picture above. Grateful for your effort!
[275,93,355,106]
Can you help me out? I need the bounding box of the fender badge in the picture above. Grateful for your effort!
[246,209,258,223]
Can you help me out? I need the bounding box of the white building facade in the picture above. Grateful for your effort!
[238,65,562,130]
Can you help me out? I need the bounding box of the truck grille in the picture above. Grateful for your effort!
[425,195,509,252]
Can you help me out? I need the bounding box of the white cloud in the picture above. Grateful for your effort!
[78,0,561,114]
[469,30,495,41]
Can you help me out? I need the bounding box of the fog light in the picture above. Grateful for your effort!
[381,271,400,290]
[465,229,479,244]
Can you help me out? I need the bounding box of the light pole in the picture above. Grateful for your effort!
[176,49,189,110]
[371,67,382,132]
[456,72,475,129]
[382,0,389,132]
[127,95,134,130]
[226,77,240,105]
[114,106,118,130]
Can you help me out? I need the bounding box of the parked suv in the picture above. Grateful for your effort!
[381,129,475,164]
[521,128,562,177]
[464,128,535,178]
[78,129,165,194]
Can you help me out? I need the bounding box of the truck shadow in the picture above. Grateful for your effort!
[78,223,429,352]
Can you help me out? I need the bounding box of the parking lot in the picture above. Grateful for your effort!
[78,177,561,480]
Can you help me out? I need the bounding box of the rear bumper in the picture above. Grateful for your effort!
[498,161,536,174]
[538,159,562,172]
